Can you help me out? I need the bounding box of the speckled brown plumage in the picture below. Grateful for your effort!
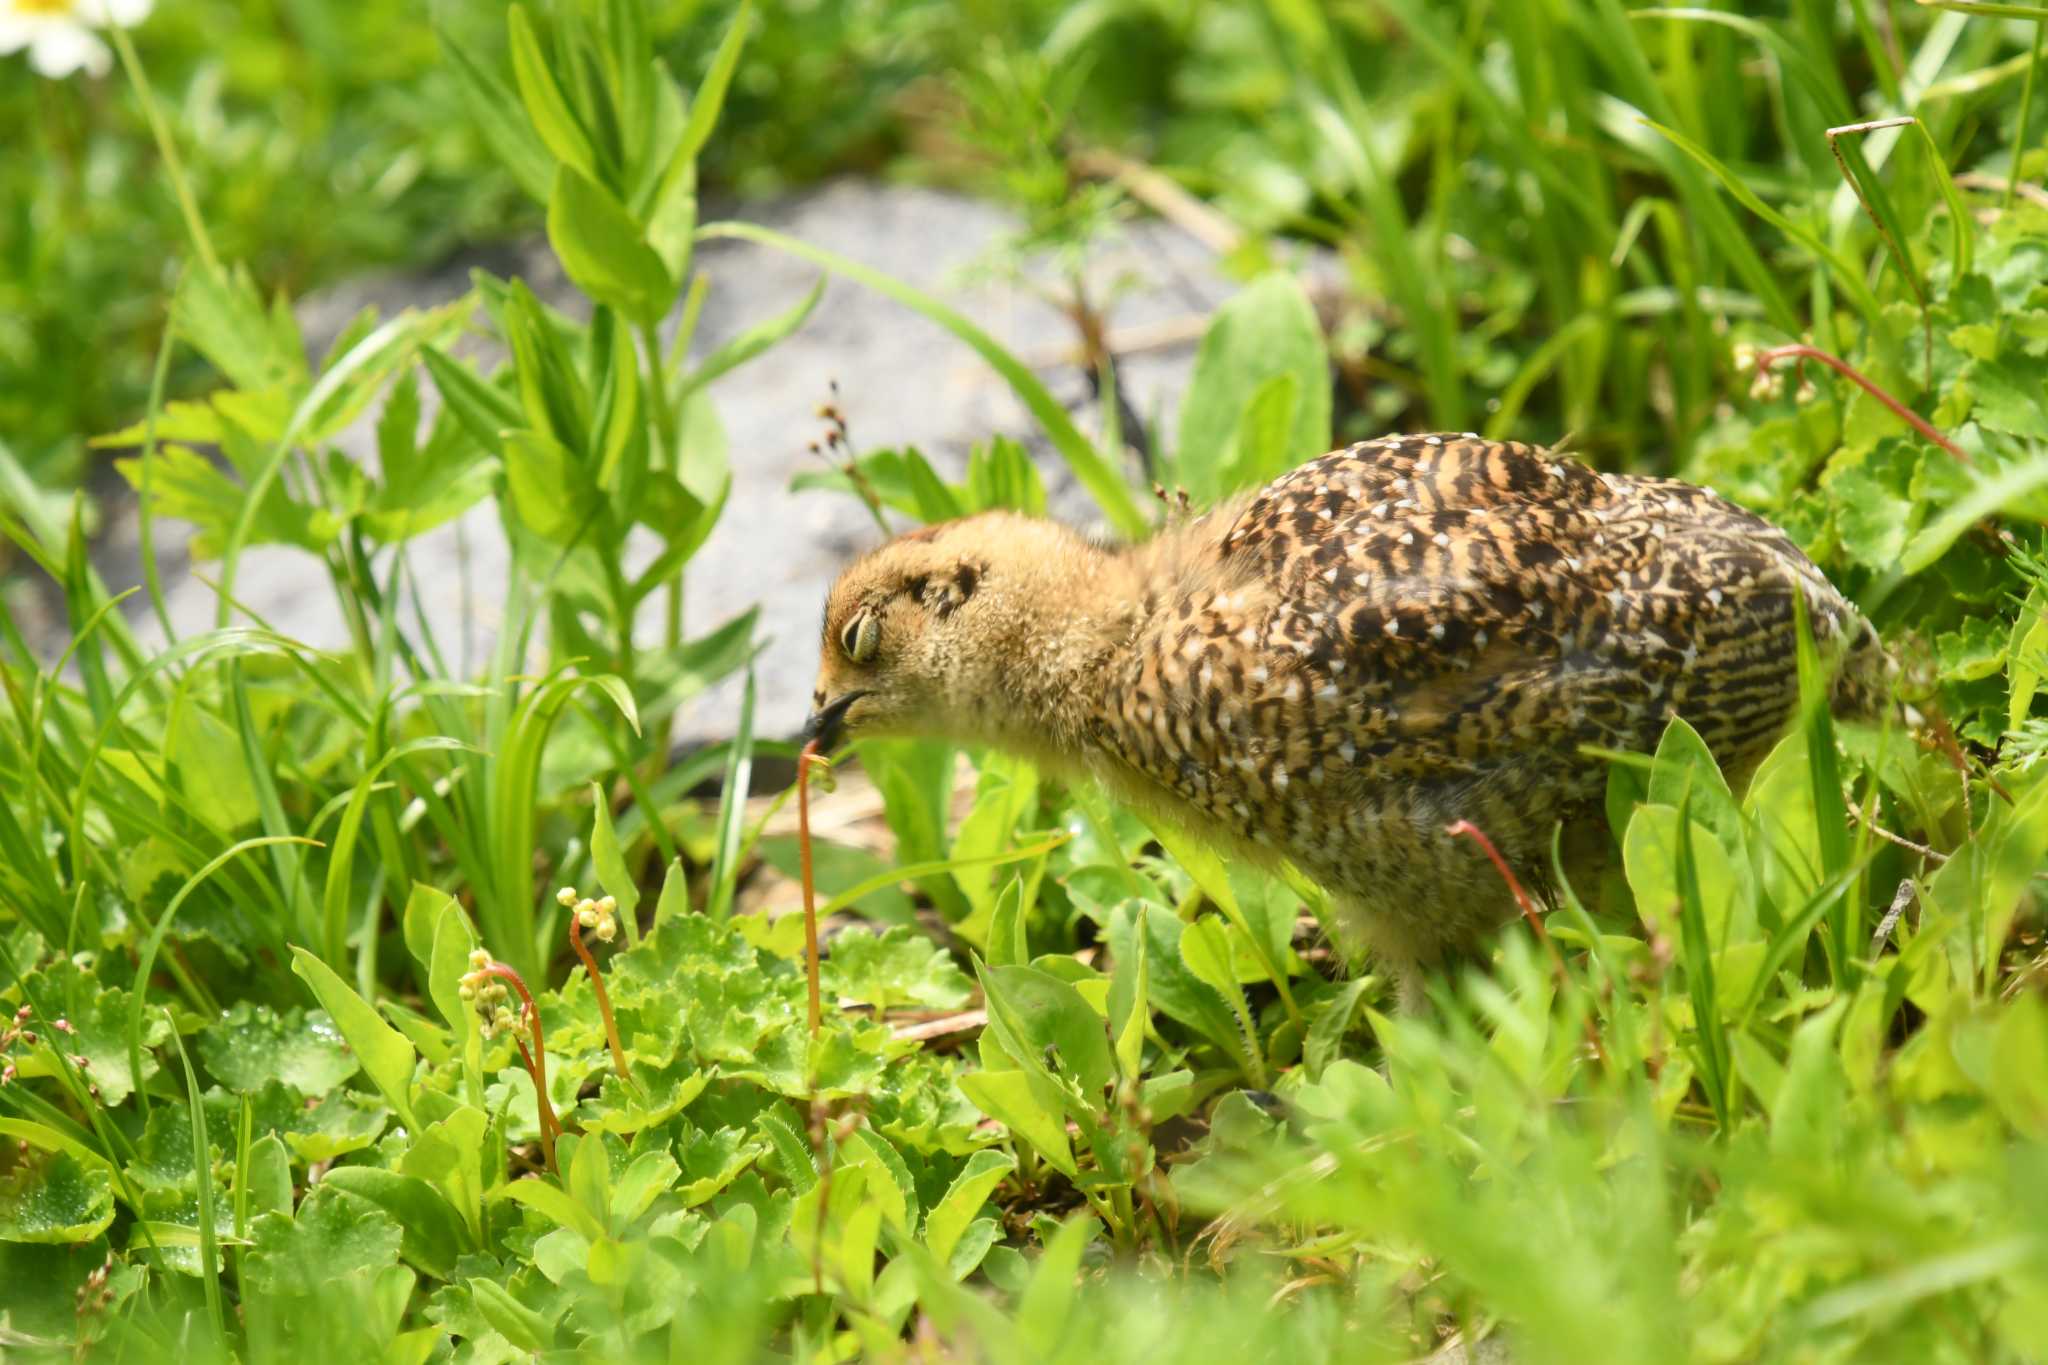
[806,434,1889,1004]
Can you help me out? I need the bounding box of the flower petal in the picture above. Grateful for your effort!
[29,23,108,77]
[0,17,39,55]
[90,0,153,27]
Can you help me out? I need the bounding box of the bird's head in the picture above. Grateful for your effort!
[803,512,1110,753]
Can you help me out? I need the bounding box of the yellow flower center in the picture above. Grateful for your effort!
[15,0,80,15]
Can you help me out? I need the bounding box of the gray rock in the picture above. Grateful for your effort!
[54,179,1312,745]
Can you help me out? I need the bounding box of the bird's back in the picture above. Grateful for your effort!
[1089,435,1883,975]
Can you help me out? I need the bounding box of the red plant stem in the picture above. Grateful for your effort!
[481,962,558,1171]
[569,919,631,1082]
[798,740,827,1038]
[1752,344,1968,464]
[1445,820,1569,980]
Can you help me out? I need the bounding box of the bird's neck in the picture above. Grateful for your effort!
[948,535,1150,765]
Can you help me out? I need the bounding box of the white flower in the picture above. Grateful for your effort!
[0,0,152,80]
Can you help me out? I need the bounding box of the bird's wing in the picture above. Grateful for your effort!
[1208,436,1856,781]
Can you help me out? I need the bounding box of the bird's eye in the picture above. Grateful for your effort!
[841,613,880,663]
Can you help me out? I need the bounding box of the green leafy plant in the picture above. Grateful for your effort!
[7,2,2048,1361]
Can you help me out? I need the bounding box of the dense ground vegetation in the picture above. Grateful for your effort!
[4,1,2048,1361]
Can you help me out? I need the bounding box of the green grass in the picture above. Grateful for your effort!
[4,1,2048,1361]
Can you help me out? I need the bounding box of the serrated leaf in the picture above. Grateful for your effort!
[822,927,973,1012]
[319,1168,467,1280]
[0,1151,114,1245]
[243,1186,401,1297]
[197,1003,358,1095]
[579,1058,708,1135]
[1935,616,2009,681]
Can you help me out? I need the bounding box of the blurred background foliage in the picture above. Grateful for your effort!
[11,0,2037,526]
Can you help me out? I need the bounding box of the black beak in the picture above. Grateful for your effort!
[801,690,871,751]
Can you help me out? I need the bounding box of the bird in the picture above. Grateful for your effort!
[804,433,1891,1008]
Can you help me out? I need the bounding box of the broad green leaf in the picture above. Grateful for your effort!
[956,1070,1075,1177]
[1304,976,1372,1082]
[401,1105,488,1244]
[986,879,1028,968]
[547,165,673,324]
[289,948,419,1131]
[467,1275,555,1352]
[166,702,260,829]
[977,962,1114,1102]
[418,345,520,453]
[502,427,598,544]
[493,1177,604,1241]
[653,857,689,931]
[838,1200,882,1302]
[171,263,308,395]
[2009,585,2048,730]
[1105,901,1242,1058]
[951,753,1040,924]
[580,1059,708,1136]
[506,5,596,180]
[1623,804,1739,949]
[1991,993,2048,1141]
[567,1131,613,1230]
[1218,371,1300,497]
[840,1129,917,1235]
[243,1134,293,1219]
[1174,272,1330,504]
[611,1150,680,1225]
[587,782,642,940]
[924,1148,1014,1267]
[434,20,555,201]
[1109,905,1150,1080]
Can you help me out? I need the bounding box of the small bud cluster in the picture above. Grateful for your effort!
[458,949,521,1039]
[808,380,854,461]
[76,1253,116,1319]
[1,1004,85,1091]
[558,885,619,944]
[1732,342,1783,400]
[1732,343,1816,404]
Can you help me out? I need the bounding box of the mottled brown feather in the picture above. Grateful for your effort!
[808,435,1890,1006]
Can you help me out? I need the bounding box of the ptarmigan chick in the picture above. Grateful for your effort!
[805,434,1888,1005]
